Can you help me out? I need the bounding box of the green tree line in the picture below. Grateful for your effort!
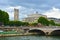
[8,21,29,26]
[0,9,60,26]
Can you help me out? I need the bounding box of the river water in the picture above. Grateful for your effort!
[0,36,60,40]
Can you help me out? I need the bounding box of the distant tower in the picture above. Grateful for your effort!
[14,8,19,21]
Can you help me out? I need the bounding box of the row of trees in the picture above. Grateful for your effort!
[8,21,29,26]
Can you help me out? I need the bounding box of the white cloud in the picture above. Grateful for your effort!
[44,7,60,18]
[7,6,59,21]
[4,6,36,20]
[6,6,26,10]
[1,6,60,20]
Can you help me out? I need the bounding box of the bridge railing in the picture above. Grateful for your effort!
[0,26,60,29]
[20,26,60,29]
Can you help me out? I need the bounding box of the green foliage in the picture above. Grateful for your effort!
[49,20,55,26]
[38,17,49,26]
[22,22,29,26]
[0,31,17,34]
[8,21,15,26]
[0,10,9,25]
[55,24,60,26]
[31,23,38,26]
[8,21,29,26]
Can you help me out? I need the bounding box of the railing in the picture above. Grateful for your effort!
[0,26,60,29]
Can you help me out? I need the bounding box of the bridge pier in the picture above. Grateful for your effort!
[43,30,53,35]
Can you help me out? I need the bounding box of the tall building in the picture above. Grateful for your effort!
[14,8,19,21]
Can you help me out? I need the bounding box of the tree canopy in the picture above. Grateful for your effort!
[8,21,29,26]
[38,17,49,26]
[49,20,55,26]
[0,10,9,25]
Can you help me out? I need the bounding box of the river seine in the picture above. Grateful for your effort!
[0,36,60,40]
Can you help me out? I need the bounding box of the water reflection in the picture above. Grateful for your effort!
[0,36,60,40]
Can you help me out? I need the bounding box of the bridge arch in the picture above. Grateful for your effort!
[28,29,45,35]
[50,30,60,35]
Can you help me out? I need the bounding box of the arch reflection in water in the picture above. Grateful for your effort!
[51,30,60,35]
[28,29,45,35]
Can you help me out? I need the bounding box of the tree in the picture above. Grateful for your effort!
[22,22,29,26]
[55,24,60,26]
[38,17,49,26]
[8,21,29,26]
[8,21,22,26]
[0,10,9,25]
[31,23,38,26]
[49,20,55,26]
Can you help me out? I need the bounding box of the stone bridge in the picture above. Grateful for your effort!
[0,26,60,35]
[23,27,60,35]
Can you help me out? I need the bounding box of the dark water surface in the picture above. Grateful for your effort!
[0,36,60,40]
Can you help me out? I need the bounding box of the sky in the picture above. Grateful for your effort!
[0,0,60,20]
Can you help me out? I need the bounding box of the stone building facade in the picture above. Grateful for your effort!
[23,12,47,23]
[14,8,19,21]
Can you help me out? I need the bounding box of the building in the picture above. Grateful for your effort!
[22,12,47,23]
[48,17,60,24]
[14,8,19,21]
